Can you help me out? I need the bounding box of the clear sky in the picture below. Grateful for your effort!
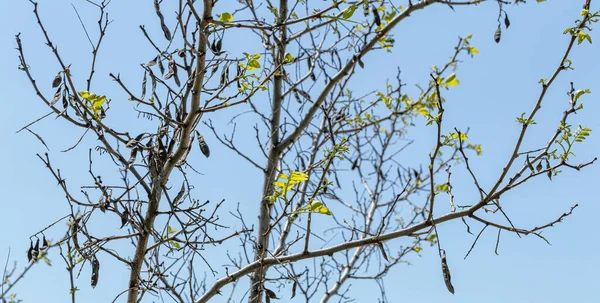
[1,1,599,302]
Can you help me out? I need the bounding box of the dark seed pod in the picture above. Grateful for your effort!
[291,280,297,299]
[265,288,278,301]
[494,25,501,43]
[526,157,535,172]
[50,87,62,106]
[140,71,147,100]
[372,6,381,27]
[220,63,230,87]
[177,49,186,57]
[377,242,388,261]
[27,241,34,262]
[31,239,40,262]
[52,72,62,88]
[158,55,165,75]
[441,250,455,294]
[536,161,543,172]
[41,235,48,250]
[293,89,302,103]
[91,255,100,288]
[145,56,158,67]
[351,157,360,170]
[120,207,129,229]
[196,131,210,158]
[504,13,510,28]
[154,0,171,41]
[215,38,223,53]
[62,92,69,109]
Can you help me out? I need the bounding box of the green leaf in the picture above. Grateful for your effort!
[247,60,261,70]
[343,5,357,19]
[445,74,459,86]
[219,12,233,23]
[577,31,592,45]
[284,53,294,63]
[78,91,90,99]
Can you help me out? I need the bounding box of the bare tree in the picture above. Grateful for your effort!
[5,0,598,302]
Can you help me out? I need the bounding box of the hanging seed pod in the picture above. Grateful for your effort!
[62,92,69,109]
[140,71,147,100]
[441,250,455,294]
[220,62,230,88]
[377,242,388,261]
[535,161,543,172]
[145,56,158,67]
[27,240,34,262]
[91,255,100,288]
[265,288,278,303]
[351,157,360,170]
[50,86,62,106]
[149,69,157,97]
[172,183,186,206]
[236,64,243,89]
[120,207,129,229]
[196,131,210,158]
[52,72,62,88]
[31,239,40,262]
[41,235,48,250]
[291,280,297,299]
[504,13,510,28]
[494,25,501,43]
[372,6,381,27]
[158,55,165,75]
[526,157,535,172]
[177,48,186,57]
[154,0,171,41]
[546,162,552,181]
[215,37,223,53]
[293,89,302,103]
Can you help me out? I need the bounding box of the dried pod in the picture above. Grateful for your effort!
[504,13,510,28]
[526,157,535,172]
[41,235,48,250]
[30,239,40,262]
[62,92,69,109]
[172,183,186,206]
[216,38,223,53]
[291,280,297,299]
[177,48,186,57]
[145,56,158,67]
[535,161,543,172]
[377,242,388,261]
[265,288,278,303]
[120,207,129,229]
[441,250,455,294]
[140,71,147,100]
[372,6,381,27]
[27,240,33,262]
[52,72,62,88]
[158,55,165,75]
[154,0,171,41]
[50,86,62,106]
[196,131,210,158]
[91,255,100,288]
[494,25,501,43]
[351,157,360,170]
[220,63,230,87]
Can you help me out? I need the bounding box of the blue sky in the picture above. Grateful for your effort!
[1,1,599,302]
